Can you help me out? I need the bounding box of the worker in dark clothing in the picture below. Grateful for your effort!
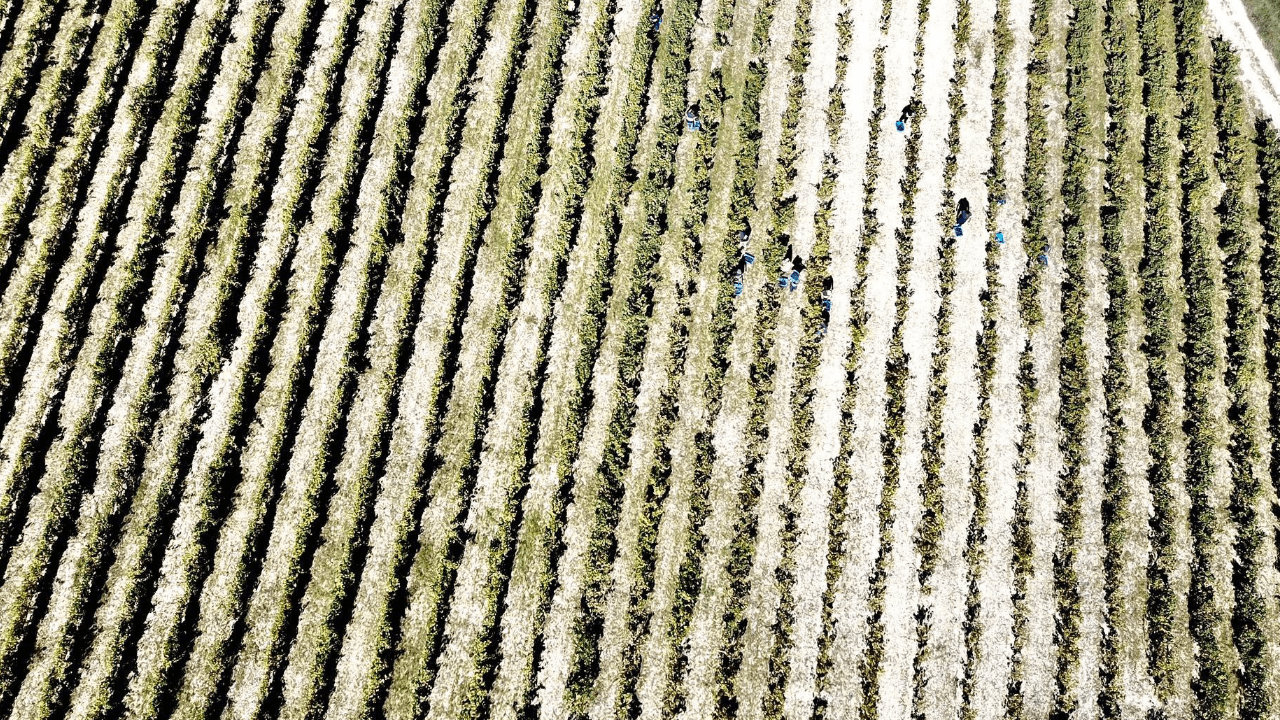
[778,245,795,289]
[955,197,971,236]
[779,246,804,291]
[686,106,702,131]
[651,11,661,29]
[818,276,833,336]
[896,101,919,132]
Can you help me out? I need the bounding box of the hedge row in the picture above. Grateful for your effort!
[908,0,971,713]
[811,43,887,720]
[1138,0,1187,706]
[649,0,786,710]
[1254,118,1280,720]
[859,0,931,714]
[1212,41,1273,720]
[1050,0,1102,709]
[12,0,328,716]
[1173,0,1232,714]
[1096,0,1142,710]
[705,0,810,713]
[556,0,706,713]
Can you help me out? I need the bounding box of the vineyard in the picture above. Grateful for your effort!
[0,0,1277,716]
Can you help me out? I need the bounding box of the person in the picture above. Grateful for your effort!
[651,11,661,29]
[955,197,971,236]
[818,277,833,336]
[778,245,794,288]
[738,227,754,265]
[733,267,745,297]
[896,103,914,132]
[995,231,1004,244]
[686,106,701,131]
[790,254,804,291]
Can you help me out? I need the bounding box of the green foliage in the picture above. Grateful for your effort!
[1017,0,1053,326]
[1051,0,1101,711]
[811,44,887,720]
[1212,41,1274,720]
[1173,0,1233,715]
[1096,0,1142,711]
[566,0,705,710]
[1137,0,1186,702]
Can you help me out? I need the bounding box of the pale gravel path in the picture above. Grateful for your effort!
[669,0,805,714]
[925,0,996,712]
[822,0,918,713]
[969,0,1030,706]
[579,1,734,716]
[877,0,955,711]
[529,1,724,716]
[722,0,839,713]
[1207,0,1280,123]
[479,1,648,717]
[780,0,879,716]
[628,0,771,712]
[1022,0,1069,711]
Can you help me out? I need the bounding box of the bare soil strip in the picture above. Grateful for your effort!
[924,0,995,712]
[1020,0,1069,710]
[780,3,879,715]
[876,0,956,712]
[969,0,1030,710]
[969,0,1030,712]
